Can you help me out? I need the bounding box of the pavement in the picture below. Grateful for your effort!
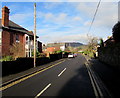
[88,58,120,98]
[2,58,65,86]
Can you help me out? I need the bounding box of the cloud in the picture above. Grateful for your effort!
[78,2,118,30]
[44,2,63,9]
[37,25,91,44]
[73,16,82,21]
[37,11,83,28]
[10,13,33,24]
[39,33,89,44]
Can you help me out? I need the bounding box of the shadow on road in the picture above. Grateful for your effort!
[90,59,120,98]
[58,64,95,97]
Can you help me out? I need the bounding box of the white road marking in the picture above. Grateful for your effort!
[58,68,66,77]
[35,83,51,98]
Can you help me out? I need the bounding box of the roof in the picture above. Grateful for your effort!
[0,19,38,37]
[47,46,60,53]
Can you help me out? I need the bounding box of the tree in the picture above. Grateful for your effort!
[83,35,98,57]
[88,36,98,51]
[99,38,104,47]
[112,21,120,43]
[10,43,24,59]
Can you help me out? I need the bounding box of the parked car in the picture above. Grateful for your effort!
[74,53,77,57]
[68,53,74,58]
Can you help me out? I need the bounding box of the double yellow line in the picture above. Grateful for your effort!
[0,60,65,91]
[85,62,103,97]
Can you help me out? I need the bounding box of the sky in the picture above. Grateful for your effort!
[1,0,119,44]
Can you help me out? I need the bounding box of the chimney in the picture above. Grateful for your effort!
[2,6,10,27]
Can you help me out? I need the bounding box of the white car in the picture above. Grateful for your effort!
[68,53,74,58]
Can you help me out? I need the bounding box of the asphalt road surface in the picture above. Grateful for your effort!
[1,54,110,97]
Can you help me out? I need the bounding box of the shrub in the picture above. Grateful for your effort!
[39,53,46,57]
[0,56,13,61]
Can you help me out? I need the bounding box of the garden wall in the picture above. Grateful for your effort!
[2,53,63,76]
[98,44,120,70]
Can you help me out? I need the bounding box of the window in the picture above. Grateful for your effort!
[16,34,19,43]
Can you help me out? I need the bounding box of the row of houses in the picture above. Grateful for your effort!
[0,6,42,58]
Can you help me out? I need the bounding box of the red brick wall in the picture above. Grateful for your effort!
[2,30,25,56]
[2,30,10,56]
[46,47,60,53]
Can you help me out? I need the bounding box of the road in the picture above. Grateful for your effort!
[2,54,110,97]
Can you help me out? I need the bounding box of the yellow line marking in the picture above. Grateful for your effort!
[87,64,103,97]
[85,62,103,97]
[87,70,99,97]
[0,60,65,91]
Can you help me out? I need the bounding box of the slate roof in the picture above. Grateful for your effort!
[0,19,35,37]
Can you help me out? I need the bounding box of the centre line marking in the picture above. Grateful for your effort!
[58,68,66,77]
[35,83,51,98]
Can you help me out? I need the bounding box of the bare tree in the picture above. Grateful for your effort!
[88,36,98,52]
[83,35,99,57]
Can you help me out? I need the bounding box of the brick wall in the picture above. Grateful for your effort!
[2,29,25,56]
[2,30,10,56]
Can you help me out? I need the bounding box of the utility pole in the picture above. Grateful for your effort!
[34,3,36,67]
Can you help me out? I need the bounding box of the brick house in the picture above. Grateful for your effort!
[0,6,42,57]
[44,46,61,54]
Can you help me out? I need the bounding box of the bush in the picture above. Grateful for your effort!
[0,56,13,61]
[39,53,46,57]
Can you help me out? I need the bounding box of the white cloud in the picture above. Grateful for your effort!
[44,13,54,20]
[38,11,83,27]
[73,16,82,21]
[39,33,89,44]
[10,13,33,23]
[78,2,118,30]
[44,2,63,9]
[37,25,90,44]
